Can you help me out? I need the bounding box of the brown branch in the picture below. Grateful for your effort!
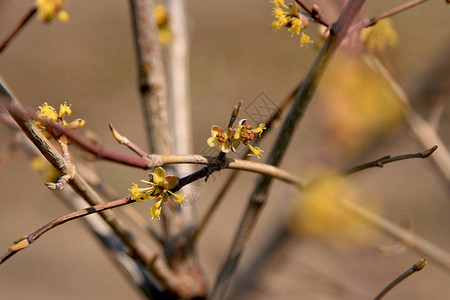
[1,197,135,265]
[129,0,172,154]
[0,6,37,53]
[0,84,172,290]
[353,0,431,29]
[294,0,331,27]
[374,258,427,300]
[340,146,438,176]
[211,1,368,298]
[109,123,148,158]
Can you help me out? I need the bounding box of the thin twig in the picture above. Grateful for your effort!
[353,0,431,29]
[0,197,135,265]
[109,123,148,158]
[211,1,367,298]
[0,6,37,53]
[373,258,427,300]
[340,146,438,176]
[294,0,331,27]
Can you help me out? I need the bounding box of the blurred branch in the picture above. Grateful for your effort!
[353,0,431,29]
[373,258,427,300]
[0,6,37,53]
[129,0,172,154]
[365,55,450,187]
[212,1,367,298]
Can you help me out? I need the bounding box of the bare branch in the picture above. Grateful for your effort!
[353,0,431,30]
[373,258,427,300]
[0,6,37,53]
[340,146,438,176]
[212,1,368,298]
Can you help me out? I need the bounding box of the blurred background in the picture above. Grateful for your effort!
[0,0,449,299]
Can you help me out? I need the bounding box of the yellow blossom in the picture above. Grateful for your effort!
[360,19,398,52]
[158,29,171,45]
[289,18,303,35]
[31,156,59,182]
[150,200,162,219]
[154,4,168,26]
[273,0,287,8]
[288,170,377,247]
[129,167,185,219]
[57,11,69,22]
[248,145,264,159]
[36,0,68,23]
[34,101,85,139]
[207,125,233,153]
[317,54,403,154]
[300,32,312,46]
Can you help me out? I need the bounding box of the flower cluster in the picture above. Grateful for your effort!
[129,167,185,219]
[34,102,85,139]
[207,120,266,158]
[36,0,69,23]
[272,0,312,46]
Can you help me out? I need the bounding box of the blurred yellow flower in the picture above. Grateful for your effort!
[31,156,59,182]
[318,54,403,155]
[154,3,171,45]
[36,0,69,23]
[288,170,377,247]
[360,19,398,52]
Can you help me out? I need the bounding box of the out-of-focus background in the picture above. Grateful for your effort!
[0,0,449,299]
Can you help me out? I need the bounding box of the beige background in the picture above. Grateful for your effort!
[0,0,449,299]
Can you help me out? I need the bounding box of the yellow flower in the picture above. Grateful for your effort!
[273,0,287,8]
[34,101,85,139]
[36,102,58,122]
[289,18,303,35]
[300,32,312,46]
[129,167,185,219]
[360,19,398,52]
[158,29,171,45]
[252,123,266,138]
[288,170,377,247]
[154,4,168,26]
[248,145,264,159]
[59,101,71,118]
[57,11,69,22]
[36,0,68,23]
[207,125,233,153]
[31,156,59,182]
[150,200,162,219]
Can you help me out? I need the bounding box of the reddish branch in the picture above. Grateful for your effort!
[353,0,431,29]
[0,6,37,53]
[0,197,135,265]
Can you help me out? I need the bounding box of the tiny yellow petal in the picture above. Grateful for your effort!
[153,167,166,186]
